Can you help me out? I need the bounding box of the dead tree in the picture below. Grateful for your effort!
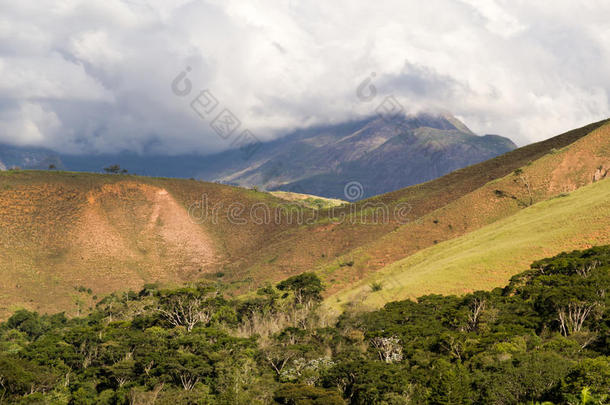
[265,352,295,376]
[467,298,486,331]
[158,297,211,332]
[370,336,403,363]
[557,302,598,336]
[179,374,199,391]
[575,261,599,278]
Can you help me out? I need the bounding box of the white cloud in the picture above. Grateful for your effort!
[0,102,61,145]
[459,0,526,38]
[0,0,609,153]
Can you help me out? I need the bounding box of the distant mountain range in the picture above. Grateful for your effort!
[0,113,516,199]
[198,113,517,199]
[0,144,63,171]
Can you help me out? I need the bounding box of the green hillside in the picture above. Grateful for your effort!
[330,177,610,309]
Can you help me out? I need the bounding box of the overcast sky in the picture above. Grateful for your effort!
[1,0,609,154]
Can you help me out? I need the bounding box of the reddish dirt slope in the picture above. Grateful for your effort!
[0,173,298,317]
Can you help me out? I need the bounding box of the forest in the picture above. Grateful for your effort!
[0,246,609,404]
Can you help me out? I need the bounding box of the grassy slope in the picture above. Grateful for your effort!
[269,191,345,208]
[330,177,610,309]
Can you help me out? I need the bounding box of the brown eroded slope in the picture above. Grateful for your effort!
[0,172,299,317]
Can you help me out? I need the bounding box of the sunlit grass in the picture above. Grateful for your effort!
[330,178,610,309]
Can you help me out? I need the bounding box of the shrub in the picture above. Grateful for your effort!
[370,282,383,292]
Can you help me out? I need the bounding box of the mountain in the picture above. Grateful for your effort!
[195,113,517,199]
[0,144,62,171]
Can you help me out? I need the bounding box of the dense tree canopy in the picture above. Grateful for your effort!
[1,247,609,404]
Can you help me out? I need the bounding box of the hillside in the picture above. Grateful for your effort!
[0,119,608,318]
[0,172,304,318]
[311,119,610,295]
[227,119,610,292]
[330,176,610,309]
[269,191,345,209]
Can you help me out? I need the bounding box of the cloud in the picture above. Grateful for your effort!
[0,102,61,145]
[0,0,609,153]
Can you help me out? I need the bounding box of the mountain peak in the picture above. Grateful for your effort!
[197,113,516,199]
